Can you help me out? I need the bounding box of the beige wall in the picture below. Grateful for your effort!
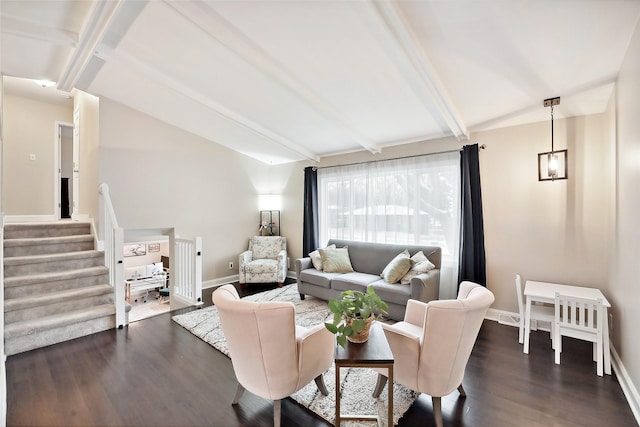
[2,94,72,215]
[98,98,273,282]
[475,114,614,312]
[612,17,640,405]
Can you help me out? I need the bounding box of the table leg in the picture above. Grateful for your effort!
[335,365,341,426]
[524,296,532,354]
[388,364,393,427]
[603,309,612,375]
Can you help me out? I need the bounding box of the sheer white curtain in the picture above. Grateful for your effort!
[318,152,461,299]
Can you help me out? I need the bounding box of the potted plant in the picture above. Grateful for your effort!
[324,287,389,348]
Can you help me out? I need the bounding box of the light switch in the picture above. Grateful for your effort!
[30,154,36,161]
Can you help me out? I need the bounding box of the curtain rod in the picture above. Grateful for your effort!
[312,144,485,170]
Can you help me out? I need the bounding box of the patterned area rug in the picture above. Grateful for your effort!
[172,284,420,427]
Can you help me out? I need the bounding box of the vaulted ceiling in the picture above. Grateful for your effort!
[2,1,639,164]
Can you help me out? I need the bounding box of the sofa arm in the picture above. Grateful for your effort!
[295,257,312,277]
[239,250,252,270]
[409,268,440,303]
[277,249,287,281]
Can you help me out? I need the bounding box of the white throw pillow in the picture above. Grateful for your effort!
[381,250,411,284]
[400,251,436,285]
[309,244,336,270]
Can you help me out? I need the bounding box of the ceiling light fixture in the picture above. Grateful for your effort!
[33,79,56,88]
[538,97,567,181]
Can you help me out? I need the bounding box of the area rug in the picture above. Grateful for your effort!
[172,284,420,427]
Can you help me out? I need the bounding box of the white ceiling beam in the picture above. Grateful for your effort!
[166,0,381,155]
[363,0,469,141]
[57,0,124,92]
[95,46,320,163]
[0,15,77,46]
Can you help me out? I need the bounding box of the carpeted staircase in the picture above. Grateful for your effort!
[3,222,121,355]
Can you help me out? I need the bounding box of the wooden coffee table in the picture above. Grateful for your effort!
[334,322,394,427]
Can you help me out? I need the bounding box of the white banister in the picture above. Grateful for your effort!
[98,183,126,328]
[173,236,203,306]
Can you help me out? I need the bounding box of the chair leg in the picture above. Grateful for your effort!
[273,399,281,427]
[372,373,388,398]
[278,282,283,288]
[314,374,329,396]
[299,293,306,300]
[232,383,245,405]
[432,396,443,427]
[457,384,466,398]
[555,331,562,365]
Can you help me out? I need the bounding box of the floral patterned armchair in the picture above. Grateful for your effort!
[239,236,287,287]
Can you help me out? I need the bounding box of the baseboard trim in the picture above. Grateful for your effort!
[203,275,239,289]
[4,215,57,223]
[611,344,640,425]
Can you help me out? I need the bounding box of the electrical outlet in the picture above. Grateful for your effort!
[229,261,234,270]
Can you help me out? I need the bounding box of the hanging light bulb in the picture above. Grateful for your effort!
[548,153,558,178]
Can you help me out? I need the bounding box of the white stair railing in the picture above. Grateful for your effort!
[173,236,203,306]
[98,183,126,328]
[1,212,7,427]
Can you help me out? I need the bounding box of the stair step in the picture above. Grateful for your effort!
[4,266,110,298]
[5,284,114,324]
[4,304,118,356]
[4,234,94,257]
[3,250,104,278]
[3,221,91,239]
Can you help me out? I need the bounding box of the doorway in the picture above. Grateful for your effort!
[56,122,73,219]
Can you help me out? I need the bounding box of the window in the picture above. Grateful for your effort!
[318,152,460,298]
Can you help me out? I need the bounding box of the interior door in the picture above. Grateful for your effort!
[57,123,73,219]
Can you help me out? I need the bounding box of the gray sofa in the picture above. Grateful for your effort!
[295,239,441,321]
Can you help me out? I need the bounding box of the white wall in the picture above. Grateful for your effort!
[98,98,275,283]
[612,17,640,410]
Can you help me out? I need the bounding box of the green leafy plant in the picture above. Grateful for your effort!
[324,288,389,348]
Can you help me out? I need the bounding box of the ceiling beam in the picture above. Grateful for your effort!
[363,0,469,141]
[57,0,124,92]
[95,46,320,163]
[166,0,381,155]
[0,15,77,47]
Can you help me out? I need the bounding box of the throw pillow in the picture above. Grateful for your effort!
[381,250,411,284]
[309,244,336,270]
[400,251,436,285]
[319,247,354,273]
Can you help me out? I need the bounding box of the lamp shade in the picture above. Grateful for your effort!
[258,194,281,211]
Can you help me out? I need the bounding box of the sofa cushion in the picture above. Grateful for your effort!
[369,280,412,306]
[298,269,342,289]
[319,247,354,273]
[250,236,285,259]
[400,251,436,285]
[332,272,380,293]
[309,244,336,270]
[381,250,411,284]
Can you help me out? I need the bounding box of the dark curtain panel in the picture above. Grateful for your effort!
[459,144,487,286]
[303,166,319,257]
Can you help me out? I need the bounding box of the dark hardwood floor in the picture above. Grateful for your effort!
[6,281,637,427]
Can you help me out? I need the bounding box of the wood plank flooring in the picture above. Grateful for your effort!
[6,282,638,427]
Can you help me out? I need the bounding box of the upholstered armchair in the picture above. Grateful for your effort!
[372,281,495,427]
[239,236,287,287]
[211,284,334,427]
